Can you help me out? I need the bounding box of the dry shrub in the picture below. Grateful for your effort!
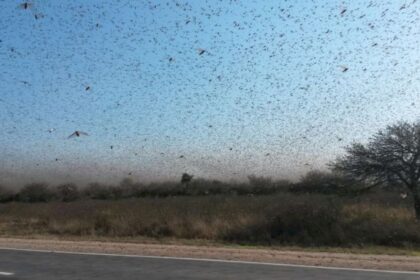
[17,183,53,202]
[0,194,419,248]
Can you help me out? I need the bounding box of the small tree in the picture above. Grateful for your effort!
[83,183,113,200]
[332,121,420,220]
[292,170,348,194]
[55,183,79,202]
[181,173,193,193]
[18,183,53,202]
[247,175,273,194]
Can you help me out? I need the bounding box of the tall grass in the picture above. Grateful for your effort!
[0,193,419,248]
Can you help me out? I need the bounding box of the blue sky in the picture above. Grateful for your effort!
[0,0,419,186]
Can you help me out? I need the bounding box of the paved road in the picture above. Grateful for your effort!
[0,249,419,280]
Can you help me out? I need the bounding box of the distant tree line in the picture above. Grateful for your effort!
[0,170,392,204]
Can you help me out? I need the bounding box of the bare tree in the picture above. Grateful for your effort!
[332,121,420,220]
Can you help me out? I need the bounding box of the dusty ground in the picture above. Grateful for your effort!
[0,238,419,272]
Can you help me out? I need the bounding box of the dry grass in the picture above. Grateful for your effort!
[0,193,419,248]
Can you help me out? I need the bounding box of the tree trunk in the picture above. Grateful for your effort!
[413,189,420,221]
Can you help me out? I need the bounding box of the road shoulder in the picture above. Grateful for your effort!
[0,237,419,272]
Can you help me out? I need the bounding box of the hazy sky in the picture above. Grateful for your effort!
[1,0,419,187]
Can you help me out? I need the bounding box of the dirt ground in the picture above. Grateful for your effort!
[0,237,419,272]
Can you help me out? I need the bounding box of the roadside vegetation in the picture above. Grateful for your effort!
[0,174,418,248]
[1,121,420,249]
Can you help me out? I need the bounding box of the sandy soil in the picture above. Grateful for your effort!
[0,237,419,272]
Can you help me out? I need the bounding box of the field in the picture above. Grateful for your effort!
[1,192,419,250]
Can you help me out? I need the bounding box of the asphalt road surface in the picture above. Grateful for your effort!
[0,249,419,280]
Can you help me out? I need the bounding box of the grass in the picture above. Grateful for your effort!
[0,193,419,252]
